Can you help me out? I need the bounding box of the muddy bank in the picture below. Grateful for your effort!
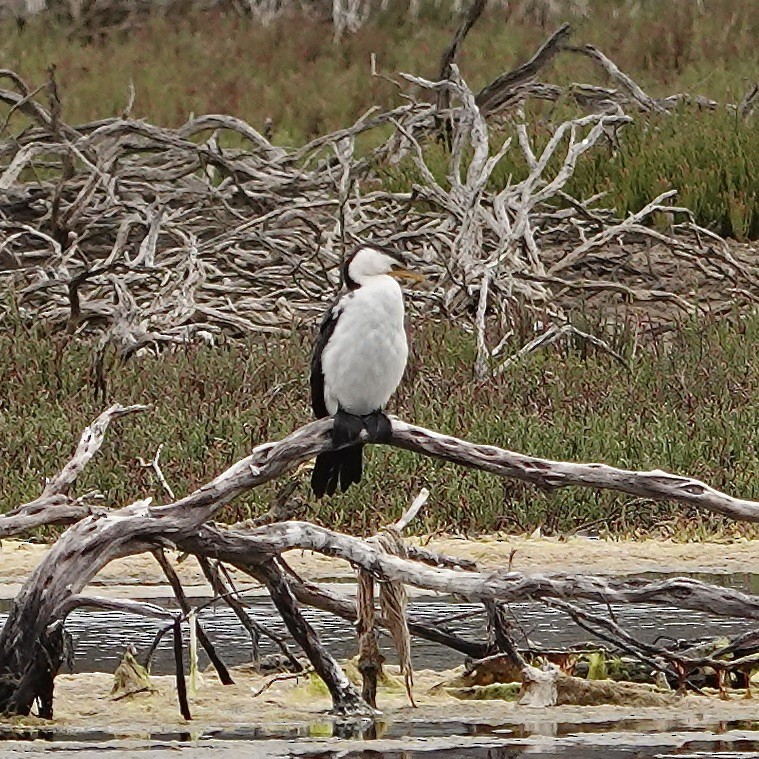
[17,667,759,738]
[3,666,759,757]
[1,537,759,751]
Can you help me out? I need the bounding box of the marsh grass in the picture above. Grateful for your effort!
[1,312,756,537]
[5,1,755,236]
[4,0,756,133]
[0,0,757,539]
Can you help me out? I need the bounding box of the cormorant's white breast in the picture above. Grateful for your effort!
[310,245,423,497]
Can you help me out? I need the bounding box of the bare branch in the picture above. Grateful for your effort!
[476,23,572,116]
[0,404,147,538]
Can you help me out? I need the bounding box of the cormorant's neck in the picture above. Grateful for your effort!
[348,274,398,290]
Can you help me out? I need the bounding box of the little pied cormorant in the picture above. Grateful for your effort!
[310,245,424,498]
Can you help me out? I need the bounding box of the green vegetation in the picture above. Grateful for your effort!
[2,0,757,237]
[0,1,757,538]
[567,109,758,240]
[5,1,756,132]
[1,313,756,537]
[379,107,759,240]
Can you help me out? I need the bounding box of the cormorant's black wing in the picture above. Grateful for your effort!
[310,298,341,419]
[309,293,364,498]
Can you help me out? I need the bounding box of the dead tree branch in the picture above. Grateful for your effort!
[436,0,488,121]
[2,55,754,378]
[152,550,234,685]
[0,404,147,537]
[185,522,759,621]
[0,412,758,716]
[476,22,572,116]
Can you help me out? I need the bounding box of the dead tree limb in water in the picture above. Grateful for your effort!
[152,550,234,685]
[184,522,759,621]
[247,560,372,715]
[1,413,759,717]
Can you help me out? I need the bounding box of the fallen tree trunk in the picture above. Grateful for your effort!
[247,560,372,715]
[4,413,757,540]
[1,411,758,716]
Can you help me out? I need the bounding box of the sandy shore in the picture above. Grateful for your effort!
[20,666,759,741]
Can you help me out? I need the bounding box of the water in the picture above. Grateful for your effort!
[4,571,755,675]
[3,720,759,758]
[60,595,755,674]
[4,571,759,757]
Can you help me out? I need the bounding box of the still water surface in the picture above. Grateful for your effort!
[3,571,759,757]
[0,571,750,675]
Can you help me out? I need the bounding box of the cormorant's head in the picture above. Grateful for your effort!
[342,245,425,289]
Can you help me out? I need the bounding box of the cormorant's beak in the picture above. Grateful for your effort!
[389,267,426,283]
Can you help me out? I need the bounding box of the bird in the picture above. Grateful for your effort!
[310,244,424,498]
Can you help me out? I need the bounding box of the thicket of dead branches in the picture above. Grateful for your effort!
[2,19,757,382]
[1,405,759,718]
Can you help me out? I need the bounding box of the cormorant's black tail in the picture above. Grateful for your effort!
[311,444,364,498]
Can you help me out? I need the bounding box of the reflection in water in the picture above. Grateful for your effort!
[0,720,759,759]
[4,721,759,758]
[4,717,759,743]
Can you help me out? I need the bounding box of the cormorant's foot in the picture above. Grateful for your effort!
[332,410,365,448]
[362,411,392,443]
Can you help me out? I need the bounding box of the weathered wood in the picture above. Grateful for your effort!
[356,570,382,708]
[58,595,175,621]
[247,560,372,716]
[738,82,759,118]
[387,420,759,521]
[184,522,759,621]
[485,601,525,668]
[476,23,571,116]
[567,44,667,113]
[199,557,304,671]
[0,418,334,715]
[3,621,65,718]
[3,417,758,543]
[172,619,191,720]
[436,0,488,123]
[2,55,754,371]
[197,558,261,663]
[519,663,559,706]
[406,544,478,571]
[2,415,759,715]
[153,550,234,685]
[0,404,146,538]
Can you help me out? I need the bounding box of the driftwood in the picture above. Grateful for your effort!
[475,22,572,116]
[152,549,234,685]
[0,404,146,537]
[0,406,758,718]
[2,19,757,382]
